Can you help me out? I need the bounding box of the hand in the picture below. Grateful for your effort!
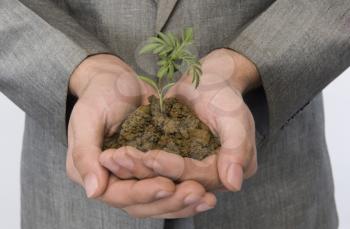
[66,54,216,218]
[99,49,261,191]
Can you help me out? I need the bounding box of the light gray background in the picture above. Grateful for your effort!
[0,68,349,228]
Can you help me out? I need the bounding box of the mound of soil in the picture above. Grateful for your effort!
[103,95,220,160]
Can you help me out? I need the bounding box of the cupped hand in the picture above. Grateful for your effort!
[66,54,216,218]
[100,49,261,191]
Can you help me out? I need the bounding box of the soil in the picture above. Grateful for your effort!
[103,95,220,160]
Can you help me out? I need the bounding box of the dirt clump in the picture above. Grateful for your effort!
[103,95,220,160]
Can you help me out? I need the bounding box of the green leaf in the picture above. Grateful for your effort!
[168,32,177,47]
[191,71,200,88]
[157,32,172,46]
[149,36,165,44]
[168,63,175,80]
[159,46,173,56]
[175,39,180,49]
[157,59,167,66]
[157,65,168,79]
[139,43,161,54]
[185,61,202,89]
[159,53,167,59]
[195,67,202,77]
[180,51,195,62]
[152,45,165,54]
[138,75,158,92]
[169,49,178,59]
[183,27,193,43]
[138,27,201,94]
[193,77,200,88]
[192,63,201,71]
[161,82,176,94]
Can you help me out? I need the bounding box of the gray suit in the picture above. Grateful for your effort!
[0,0,349,228]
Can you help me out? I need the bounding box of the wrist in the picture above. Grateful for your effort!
[222,48,261,94]
[69,54,126,97]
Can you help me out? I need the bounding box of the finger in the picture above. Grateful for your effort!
[100,147,155,179]
[99,148,135,179]
[141,150,221,190]
[123,180,208,218]
[216,110,257,191]
[151,192,216,219]
[99,176,175,208]
[66,138,83,185]
[101,148,222,190]
[68,100,109,198]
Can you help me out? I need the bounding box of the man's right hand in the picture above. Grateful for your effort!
[66,54,216,218]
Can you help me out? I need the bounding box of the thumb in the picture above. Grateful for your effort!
[216,115,257,192]
[68,100,109,198]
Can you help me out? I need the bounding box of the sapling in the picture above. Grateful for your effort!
[138,27,202,112]
[103,27,220,160]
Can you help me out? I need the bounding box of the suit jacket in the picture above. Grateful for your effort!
[1,0,349,228]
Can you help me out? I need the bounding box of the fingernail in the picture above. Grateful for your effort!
[144,159,161,171]
[196,203,213,212]
[101,158,120,174]
[115,158,134,170]
[184,194,201,205]
[226,163,243,191]
[155,190,172,199]
[84,173,98,198]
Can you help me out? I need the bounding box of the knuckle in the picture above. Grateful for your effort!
[150,149,165,159]
[152,176,175,191]
[145,150,161,162]
[72,149,83,163]
[137,170,155,179]
[71,149,86,169]
[170,197,187,210]
[66,155,77,182]
[115,171,133,180]
[180,180,203,193]
[153,176,170,185]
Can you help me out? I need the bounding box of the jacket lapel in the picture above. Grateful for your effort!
[155,0,179,32]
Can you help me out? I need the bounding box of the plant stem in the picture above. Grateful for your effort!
[157,71,165,112]
[158,90,164,112]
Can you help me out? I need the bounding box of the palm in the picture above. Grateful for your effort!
[67,68,146,184]
[99,49,258,193]
[165,51,256,190]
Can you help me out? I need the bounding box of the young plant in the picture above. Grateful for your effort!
[138,27,202,112]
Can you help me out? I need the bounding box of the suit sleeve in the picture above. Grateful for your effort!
[228,0,350,140]
[0,0,110,146]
